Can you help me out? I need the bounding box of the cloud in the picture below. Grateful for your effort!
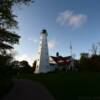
[57,10,87,28]
[33,39,38,43]
[15,54,35,66]
[28,37,38,43]
[48,40,56,49]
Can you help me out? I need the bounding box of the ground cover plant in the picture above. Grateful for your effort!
[16,72,100,100]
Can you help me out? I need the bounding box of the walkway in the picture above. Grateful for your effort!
[2,79,55,100]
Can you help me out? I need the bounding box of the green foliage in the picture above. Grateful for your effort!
[0,0,33,98]
[16,72,100,100]
[32,60,37,72]
[0,28,20,52]
[90,55,100,71]
[0,29,20,44]
[0,79,13,99]
[79,54,90,71]
[0,0,33,29]
[79,54,100,72]
[0,55,14,98]
[20,60,33,73]
[91,44,98,56]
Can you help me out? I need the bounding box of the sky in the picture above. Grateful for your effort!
[14,0,100,65]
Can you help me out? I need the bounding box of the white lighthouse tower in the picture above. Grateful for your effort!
[35,29,50,73]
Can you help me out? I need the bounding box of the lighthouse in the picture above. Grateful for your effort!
[35,29,50,73]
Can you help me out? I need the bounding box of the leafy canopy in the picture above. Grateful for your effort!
[0,0,33,52]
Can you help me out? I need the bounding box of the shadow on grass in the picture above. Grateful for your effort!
[15,72,100,100]
[0,80,14,99]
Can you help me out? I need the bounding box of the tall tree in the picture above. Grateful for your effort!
[0,0,33,97]
[32,60,37,72]
[0,0,33,83]
[20,60,32,73]
[91,44,97,56]
[0,0,33,55]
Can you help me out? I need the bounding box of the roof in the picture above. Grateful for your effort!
[41,29,48,36]
[50,56,72,65]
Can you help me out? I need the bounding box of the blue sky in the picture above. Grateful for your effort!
[14,0,100,65]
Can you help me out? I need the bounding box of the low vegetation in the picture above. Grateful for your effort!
[0,0,33,98]
[16,72,100,100]
[0,1,100,100]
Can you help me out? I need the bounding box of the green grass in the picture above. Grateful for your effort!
[16,72,100,100]
[0,80,13,99]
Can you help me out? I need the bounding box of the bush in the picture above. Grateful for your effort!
[0,56,14,98]
[0,79,13,99]
[79,55,100,72]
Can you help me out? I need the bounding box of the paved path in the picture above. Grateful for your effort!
[1,79,55,100]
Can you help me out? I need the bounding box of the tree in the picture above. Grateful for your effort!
[91,44,97,56]
[98,42,100,55]
[0,0,33,73]
[20,60,32,73]
[32,60,37,72]
[0,0,33,67]
[20,60,30,67]
[79,53,90,71]
[0,0,34,54]
[0,0,33,97]
[0,0,34,29]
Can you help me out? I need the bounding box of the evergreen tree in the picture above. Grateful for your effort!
[0,0,33,97]
[0,0,33,54]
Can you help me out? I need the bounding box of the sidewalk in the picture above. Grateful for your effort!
[1,79,55,100]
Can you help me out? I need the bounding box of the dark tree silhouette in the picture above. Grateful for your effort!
[0,0,34,54]
[32,60,37,72]
[20,60,32,73]
[0,0,33,73]
[79,52,100,72]
[20,60,30,67]
[0,0,33,68]
[0,0,33,98]
[91,44,98,56]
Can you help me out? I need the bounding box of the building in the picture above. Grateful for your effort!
[35,29,50,73]
[35,29,74,73]
[80,53,89,58]
[49,52,74,71]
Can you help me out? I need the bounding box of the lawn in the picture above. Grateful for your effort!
[0,79,13,99]
[16,72,100,100]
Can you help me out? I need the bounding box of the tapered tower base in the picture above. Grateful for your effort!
[35,29,50,73]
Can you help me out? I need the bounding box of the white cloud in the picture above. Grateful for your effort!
[15,54,35,66]
[57,10,87,28]
[33,39,38,43]
[69,15,87,27]
[57,10,73,25]
[28,37,38,43]
[48,40,56,49]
